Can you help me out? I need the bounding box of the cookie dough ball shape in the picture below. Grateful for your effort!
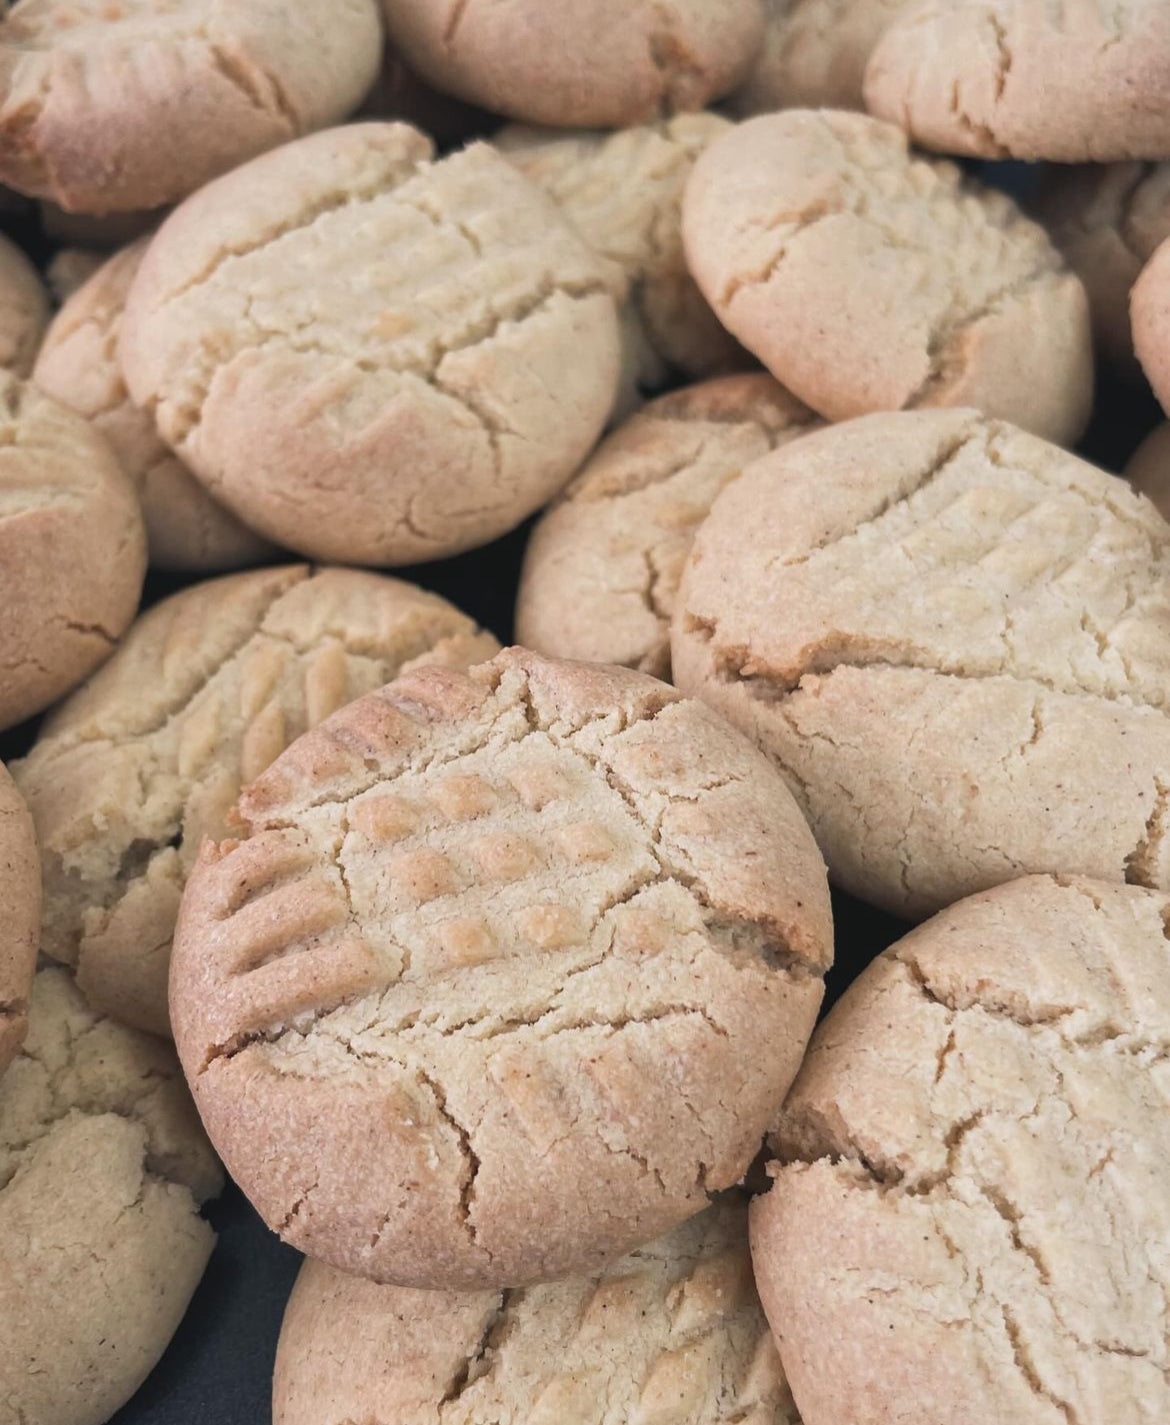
[753,874,1170,1425]
[1126,424,1170,517]
[0,0,382,214]
[672,409,1170,920]
[171,649,833,1289]
[0,763,38,1078]
[0,967,222,1425]
[0,232,48,375]
[1133,239,1170,418]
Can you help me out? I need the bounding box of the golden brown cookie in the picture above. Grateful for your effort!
[0,232,47,375]
[0,762,38,1079]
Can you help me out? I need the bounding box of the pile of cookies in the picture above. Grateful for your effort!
[2,2,1170,1423]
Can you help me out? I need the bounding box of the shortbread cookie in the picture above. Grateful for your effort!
[1126,424,1170,517]
[1,966,222,1425]
[1133,239,1170,417]
[379,0,765,129]
[14,565,498,1040]
[0,232,47,375]
[753,874,1170,1425]
[171,649,833,1288]
[120,123,621,566]
[672,408,1170,919]
[0,0,382,213]
[0,374,146,732]
[865,0,1170,163]
[0,763,38,1079]
[683,111,1093,444]
[35,241,272,572]
[517,375,818,679]
[274,1197,801,1425]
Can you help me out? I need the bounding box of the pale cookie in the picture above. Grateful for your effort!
[0,966,222,1425]
[14,564,498,1040]
[865,0,1170,163]
[1126,424,1170,517]
[0,0,382,213]
[0,762,38,1078]
[753,874,1170,1425]
[120,123,621,566]
[683,111,1093,445]
[0,373,146,732]
[35,240,272,572]
[171,648,833,1288]
[0,231,47,374]
[672,408,1170,920]
[1133,238,1170,417]
[378,0,765,129]
[274,1197,801,1425]
[517,375,818,680]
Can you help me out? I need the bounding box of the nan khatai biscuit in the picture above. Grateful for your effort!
[378,0,765,128]
[517,375,818,680]
[1,967,221,1425]
[1133,239,1170,417]
[0,0,382,213]
[120,123,621,566]
[0,763,38,1079]
[0,232,47,375]
[0,373,146,733]
[15,564,498,1040]
[35,240,272,572]
[753,875,1170,1425]
[1127,424,1170,518]
[274,1198,800,1425]
[865,0,1170,163]
[673,408,1170,920]
[170,649,833,1288]
[683,111,1092,445]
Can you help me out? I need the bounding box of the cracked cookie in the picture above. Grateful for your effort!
[682,110,1093,445]
[0,372,146,733]
[0,762,38,1079]
[1127,424,1170,517]
[0,966,222,1425]
[170,648,833,1289]
[120,122,622,566]
[0,0,382,214]
[14,564,498,1040]
[752,874,1170,1425]
[0,231,47,375]
[274,1196,801,1425]
[516,375,818,680]
[1133,239,1170,420]
[672,408,1170,919]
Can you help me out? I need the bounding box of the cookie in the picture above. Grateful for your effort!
[0,0,382,213]
[45,247,105,304]
[865,0,1170,163]
[673,408,1170,920]
[683,111,1093,445]
[1132,238,1170,417]
[362,40,494,148]
[378,0,765,129]
[0,373,146,733]
[753,874,1170,1425]
[1126,424,1170,517]
[1,966,222,1425]
[274,1197,800,1425]
[120,123,621,566]
[170,648,832,1288]
[517,375,818,680]
[14,564,498,1040]
[0,762,38,1079]
[0,231,47,375]
[34,240,273,573]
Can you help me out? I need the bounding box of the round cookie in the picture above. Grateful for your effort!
[0,0,382,213]
[672,408,1170,920]
[1126,424,1170,517]
[517,375,818,680]
[0,231,48,375]
[120,123,621,566]
[753,874,1170,1425]
[0,373,146,732]
[170,648,833,1288]
[378,0,765,129]
[14,564,498,1040]
[683,111,1093,445]
[1,966,222,1425]
[274,1197,800,1425]
[0,762,38,1078]
[1133,238,1170,417]
[34,240,273,572]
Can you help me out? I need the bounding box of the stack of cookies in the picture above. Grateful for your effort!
[1,2,1170,1424]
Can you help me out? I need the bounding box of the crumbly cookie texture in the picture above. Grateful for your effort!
[0,0,382,213]
[35,240,272,573]
[14,564,498,1040]
[0,967,221,1425]
[517,375,818,680]
[1133,239,1170,419]
[683,111,1093,445]
[0,373,146,732]
[865,0,1170,163]
[753,874,1170,1425]
[0,762,39,1078]
[120,123,621,566]
[672,408,1170,919]
[274,1197,801,1425]
[171,649,832,1289]
[0,231,48,374]
[1127,424,1170,518]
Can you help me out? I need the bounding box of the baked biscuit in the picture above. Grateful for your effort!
[0,231,47,374]
[1126,424,1170,516]
[1132,238,1170,417]
[0,762,38,1079]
